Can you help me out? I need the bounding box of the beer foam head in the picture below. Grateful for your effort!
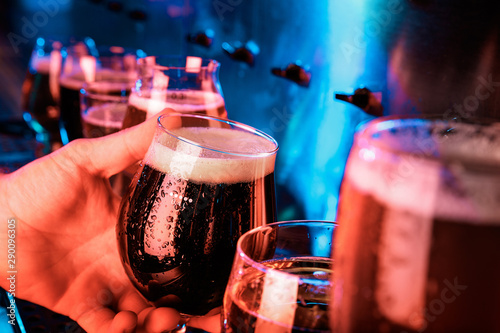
[346,118,500,223]
[129,90,225,118]
[81,103,127,129]
[145,126,277,184]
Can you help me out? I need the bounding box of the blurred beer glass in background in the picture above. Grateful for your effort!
[222,220,335,332]
[59,44,142,144]
[121,55,227,130]
[118,55,228,196]
[117,113,278,331]
[80,81,130,139]
[20,36,87,152]
[80,81,131,195]
[331,116,500,332]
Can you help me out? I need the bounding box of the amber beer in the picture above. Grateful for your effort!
[121,90,226,129]
[80,81,130,138]
[224,258,332,332]
[332,117,500,332]
[81,103,127,138]
[117,117,278,315]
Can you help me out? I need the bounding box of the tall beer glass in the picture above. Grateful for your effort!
[331,116,500,332]
[117,113,278,326]
[222,220,336,332]
[121,55,226,129]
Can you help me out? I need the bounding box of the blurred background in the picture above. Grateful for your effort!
[1,0,500,228]
[1,0,500,332]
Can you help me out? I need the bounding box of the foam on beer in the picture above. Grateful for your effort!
[145,127,277,184]
[343,119,500,330]
[128,90,225,118]
[81,103,127,129]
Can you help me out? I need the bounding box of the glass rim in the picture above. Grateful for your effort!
[354,114,500,161]
[157,113,279,157]
[80,85,130,103]
[235,220,336,277]
[140,55,220,71]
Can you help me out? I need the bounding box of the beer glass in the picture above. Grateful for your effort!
[80,81,130,138]
[117,113,278,329]
[21,36,81,151]
[119,55,227,199]
[331,116,500,332]
[121,55,227,130]
[59,45,142,144]
[222,220,336,332]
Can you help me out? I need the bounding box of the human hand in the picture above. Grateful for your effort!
[0,110,221,332]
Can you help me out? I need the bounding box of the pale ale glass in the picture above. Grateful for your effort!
[117,113,278,329]
[223,221,336,332]
[332,116,500,332]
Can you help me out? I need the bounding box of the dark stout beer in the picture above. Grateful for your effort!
[332,119,500,333]
[21,56,60,139]
[121,90,226,129]
[224,258,332,332]
[117,126,277,315]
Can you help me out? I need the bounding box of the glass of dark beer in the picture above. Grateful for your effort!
[21,36,81,151]
[222,220,336,332]
[59,45,143,144]
[121,55,227,130]
[331,116,500,332]
[117,113,278,329]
